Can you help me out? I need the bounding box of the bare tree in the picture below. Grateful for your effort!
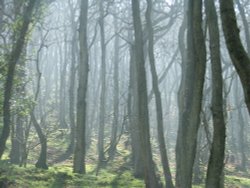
[108,15,120,160]
[176,0,206,187]
[205,0,226,186]
[97,0,107,164]
[131,0,161,187]
[145,0,174,187]
[219,0,250,114]
[73,0,89,174]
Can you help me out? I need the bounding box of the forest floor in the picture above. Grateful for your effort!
[0,134,249,187]
[1,158,250,188]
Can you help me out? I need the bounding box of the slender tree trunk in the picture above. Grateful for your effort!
[219,0,250,115]
[0,0,37,159]
[31,112,48,169]
[176,0,206,187]
[237,107,247,171]
[145,0,174,187]
[235,80,247,172]
[128,44,144,178]
[67,29,77,157]
[235,0,250,55]
[31,36,48,170]
[97,0,107,164]
[108,16,120,160]
[59,34,68,129]
[205,0,226,187]
[73,0,89,174]
[193,128,202,184]
[131,1,161,187]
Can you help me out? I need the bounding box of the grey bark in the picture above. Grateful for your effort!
[97,0,107,164]
[219,0,250,114]
[108,16,120,160]
[145,0,174,187]
[131,0,161,187]
[73,0,89,174]
[205,0,226,187]
[235,0,250,55]
[176,0,206,187]
[128,44,144,178]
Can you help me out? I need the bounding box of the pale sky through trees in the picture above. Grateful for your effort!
[0,0,249,187]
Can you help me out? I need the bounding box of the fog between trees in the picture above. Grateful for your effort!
[0,0,250,187]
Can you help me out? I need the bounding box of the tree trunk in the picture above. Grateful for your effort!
[59,33,68,129]
[30,31,48,170]
[145,0,174,187]
[31,112,48,169]
[219,0,250,115]
[73,0,89,174]
[235,0,250,55]
[131,1,161,187]
[128,44,144,178]
[67,27,77,158]
[10,115,24,164]
[108,16,120,160]
[0,0,37,159]
[55,4,78,163]
[235,80,247,172]
[176,0,206,187]
[97,0,107,164]
[205,0,226,187]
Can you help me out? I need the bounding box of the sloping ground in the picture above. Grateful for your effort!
[0,160,144,188]
[0,134,249,187]
[1,159,250,188]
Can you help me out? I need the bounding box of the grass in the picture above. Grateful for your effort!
[0,133,249,187]
[1,158,250,188]
[0,160,144,188]
[225,175,250,188]
[0,136,145,188]
[0,161,144,188]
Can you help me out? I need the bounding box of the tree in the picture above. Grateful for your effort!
[29,32,49,169]
[97,0,107,164]
[145,0,174,187]
[235,0,250,55]
[108,15,120,160]
[219,0,250,115]
[0,0,37,159]
[131,0,161,187]
[73,0,89,174]
[205,0,226,186]
[128,42,144,178]
[176,0,206,187]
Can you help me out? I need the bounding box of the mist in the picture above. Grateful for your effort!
[0,0,249,187]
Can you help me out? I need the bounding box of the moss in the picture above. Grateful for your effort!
[110,171,144,188]
[225,175,250,187]
[0,160,144,188]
